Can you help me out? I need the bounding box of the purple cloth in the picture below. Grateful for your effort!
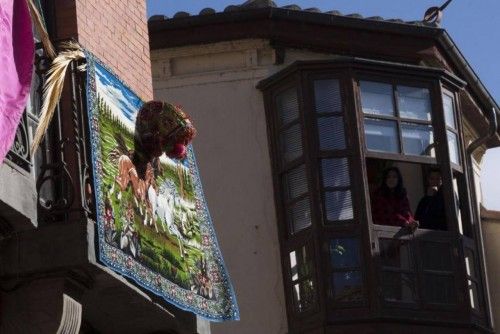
[0,0,34,163]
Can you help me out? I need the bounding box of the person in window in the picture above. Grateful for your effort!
[371,167,418,231]
[415,168,447,231]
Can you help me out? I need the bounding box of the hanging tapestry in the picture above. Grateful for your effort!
[85,54,239,321]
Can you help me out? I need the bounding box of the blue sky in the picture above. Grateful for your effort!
[146,0,500,209]
[95,62,142,130]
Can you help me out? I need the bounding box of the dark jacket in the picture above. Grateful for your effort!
[415,188,447,230]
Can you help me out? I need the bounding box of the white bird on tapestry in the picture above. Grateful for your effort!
[148,182,186,258]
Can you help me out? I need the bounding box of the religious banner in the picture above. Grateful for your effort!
[85,53,239,321]
[0,0,34,163]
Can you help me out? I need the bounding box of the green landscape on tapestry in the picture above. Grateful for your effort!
[97,97,204,289]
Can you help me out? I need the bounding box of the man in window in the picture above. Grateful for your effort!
[415,168,447,231]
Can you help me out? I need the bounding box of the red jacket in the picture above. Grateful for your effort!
[370,190,415,227]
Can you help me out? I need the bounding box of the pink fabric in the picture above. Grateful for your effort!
[0,0,34,163]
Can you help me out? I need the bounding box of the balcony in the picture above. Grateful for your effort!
[0,51,206,334]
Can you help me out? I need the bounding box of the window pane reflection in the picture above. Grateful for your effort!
[325,191,354,221]
[360,81,395,116]
[380,239,414,271]
[330,238,360,268]
[447,130,460,165]
[332,271,363,303]
[468,280,480,310]
[420,241,452,271]
[287,198,311,233]
[465,249,477,278]
[364,118,399,153]
[289,246,316,312]
[424,274,456,304]
[283,164,308,201]
[443,93,457,130]
[398,85,431,121]
[317,116,346,150]
[281,124,302,163]
[321,158,350,188]
[314,79,342,114]
[293,280,315,312]
[277,87,299,126]
[381,272,417,303]
[401,123,434,156]
[290,246,312,281]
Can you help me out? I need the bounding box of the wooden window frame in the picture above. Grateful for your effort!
[259,59,490,333]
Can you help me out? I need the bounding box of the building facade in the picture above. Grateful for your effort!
[149,2,500,333]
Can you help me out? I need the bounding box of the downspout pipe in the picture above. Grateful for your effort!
[465,106,497,331]
[467,107,498,155]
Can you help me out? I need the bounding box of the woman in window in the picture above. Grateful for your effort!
[371,167,418,230]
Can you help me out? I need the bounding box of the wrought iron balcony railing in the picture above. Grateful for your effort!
[4,44,95,225]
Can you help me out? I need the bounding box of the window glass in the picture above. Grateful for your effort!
[379,238,417,303]
[381,272,417,303]
[329,238,363,304]
[453,176,465,235]
[325,191,354,221]
[314,79,342,114]
[401,123,434,156]
[424,275,456,304]
[293,280,315,312]
[397,85,431,121]
[289,246,316,312]
[290,246,312,281]
[277,87,299,126]
[380,239,414,271]
[364,118,399,153]
[360,81,395,116]
[420,241,452,271]
[280,124,302,163]
[321,158,350,188]
[447,130,460,165]
[317,116,346,150]
[360,81,436,160]
[330,238,360,268]
[465,249,480,310]
[287,198,312,233]
[468,280,480,310]
[283,164,308,201]
[443,93,457,130]
[465,249,477,278]
[332,271,363,303]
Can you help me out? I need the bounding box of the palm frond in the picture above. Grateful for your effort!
[31,42,85,153]
[27,0,56,59]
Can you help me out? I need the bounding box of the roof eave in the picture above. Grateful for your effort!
[148,8,500,147]
[148,7,442,37]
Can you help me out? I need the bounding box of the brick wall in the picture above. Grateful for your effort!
[52,0,153,100]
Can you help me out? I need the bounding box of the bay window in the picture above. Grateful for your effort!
[259,59,491,333]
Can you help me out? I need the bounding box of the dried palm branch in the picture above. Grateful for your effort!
[27,0,56,59]
[31,42,86,152]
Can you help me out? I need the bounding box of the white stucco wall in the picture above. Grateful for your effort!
[152,38,500,333]
[152,39,338,334]
[481,211,500,330]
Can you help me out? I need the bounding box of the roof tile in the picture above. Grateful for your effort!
[173,11,190,18]
[152,0,437,27]
[199,8,216,16]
